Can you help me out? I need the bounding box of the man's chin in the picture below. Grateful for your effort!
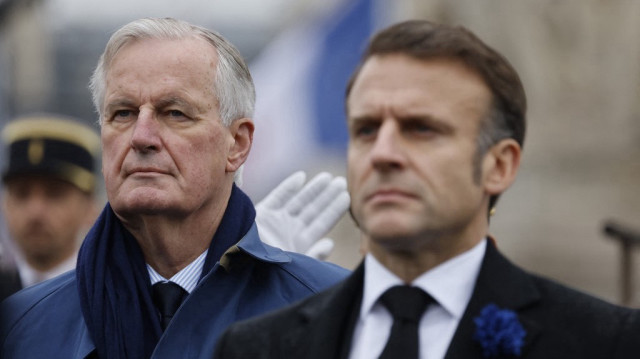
[110,186,171,209]
[369,234,425,254]
[363,214,416,237]
[111,198,181,217]
[363,216,427,249]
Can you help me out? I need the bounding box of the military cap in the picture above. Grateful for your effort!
[2,114,100,193]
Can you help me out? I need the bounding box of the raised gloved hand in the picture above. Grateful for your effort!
[255,171,350,260]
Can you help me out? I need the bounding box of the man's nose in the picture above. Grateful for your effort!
[23,194,48,219]
[370,121,405,171]
[130,109,163,153]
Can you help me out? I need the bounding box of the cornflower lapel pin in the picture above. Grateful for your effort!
[473,303,526,358]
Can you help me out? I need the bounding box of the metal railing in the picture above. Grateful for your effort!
[603,220,640,307]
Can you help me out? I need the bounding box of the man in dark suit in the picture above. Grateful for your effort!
[214,20,640,359]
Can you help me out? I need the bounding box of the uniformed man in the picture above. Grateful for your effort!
[1,114,100,295]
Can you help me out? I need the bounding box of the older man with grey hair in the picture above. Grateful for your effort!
[0,17,349,359]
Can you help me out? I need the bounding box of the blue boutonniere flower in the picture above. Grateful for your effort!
[473,303,526,358]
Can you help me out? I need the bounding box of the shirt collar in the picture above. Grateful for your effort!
[146,223,294,292]
[16,251,77,287]
[361,239,486,320]
[147,249,208,293]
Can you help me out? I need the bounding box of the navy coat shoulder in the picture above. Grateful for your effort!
[215,240,640,359]
[0,224,349,359]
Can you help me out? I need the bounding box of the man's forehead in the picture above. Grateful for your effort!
[102,38,219,113]
[104,37,218,87]
[347,55,492,119]
[105,93,198,108]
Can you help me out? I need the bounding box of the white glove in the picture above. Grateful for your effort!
[255,171,350,260]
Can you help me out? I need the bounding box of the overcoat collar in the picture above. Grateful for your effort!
[75,223,295,358]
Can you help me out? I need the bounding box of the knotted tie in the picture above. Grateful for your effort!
[379,285,433,359]
[152,282,188,331]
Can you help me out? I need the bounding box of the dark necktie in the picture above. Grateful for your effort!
[379,285,433,359]
[152,282,188,330]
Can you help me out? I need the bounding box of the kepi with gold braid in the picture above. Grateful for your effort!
[2,114,100,193]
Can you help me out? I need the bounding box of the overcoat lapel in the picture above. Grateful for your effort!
[445,241,542,358]
[281,262,365,359]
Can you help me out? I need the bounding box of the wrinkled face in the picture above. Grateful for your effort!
[2,176,93,267]
[347,54,493,251]
[101,37,234,219]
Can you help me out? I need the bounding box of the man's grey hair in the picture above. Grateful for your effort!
[88,17,255,126]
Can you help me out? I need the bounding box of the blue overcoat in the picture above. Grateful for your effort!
[0,223,349,358]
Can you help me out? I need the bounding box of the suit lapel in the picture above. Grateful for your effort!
[269,242,544,358]
[281,262,365,359]
[445,241,541,358]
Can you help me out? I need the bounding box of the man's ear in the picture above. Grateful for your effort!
[226,118,254,172]
[482,138,521,196]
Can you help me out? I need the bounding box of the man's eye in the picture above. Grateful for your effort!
[114,110,133,119]
[357,125,375,136]
[9,187,29,200]
[405,121,434,135]
[168,110,185,117]
[352,122,378,137]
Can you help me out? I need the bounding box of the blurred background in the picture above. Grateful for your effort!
[0,0,638,305]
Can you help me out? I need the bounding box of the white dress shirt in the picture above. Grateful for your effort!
[16,252,77,288]
[147,250,208,294]
[349,239,487,359]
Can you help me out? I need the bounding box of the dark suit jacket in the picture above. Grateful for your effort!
[215,240,640,358]
[0,267,21,302]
